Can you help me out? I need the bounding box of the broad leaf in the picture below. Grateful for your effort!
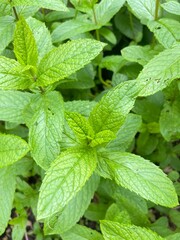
[161,1,180,16]
[0,90,32,123]
[137,44,180,96]
[37,39,105,86]
[0,166,16,235]
[0,56,33,90]
[89,80,139,133]
[147,18,180,49]
[0,134,29,168]
[0,16,15,54]
[100,55,126,73]
[90,130,116,147]
[29,91,64,170]
[44,174,100,234]
[103,152,178,207]
[107,114,142,151]
[94,0,125,26]
[12,0,68,12]
[37,148,97,219]
[26,17,53,62]
[101,221,164,240]
[127,0,156,21]
[14,17,38,66]
[61,224,104,240]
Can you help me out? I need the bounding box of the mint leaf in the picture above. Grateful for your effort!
[101,221,164,240]
[14,16,38,66]
[61,224,104,240]
[44,174,100,234]
[147,18,180,49]
[0,166,16,235]
[0,133,29,168]
[0,16,15,54]
[90,130,116,147]
[37,39,105,86]
[161,1,180,16]
[89,80,139,133]
[0,90,32,123]
[37,148,97,220]
[104,152,178,207]
[127,0,156,21]
[12,0,68,12]
[29,91,64,170]
[0,56,33,90]
[137,44,180,96]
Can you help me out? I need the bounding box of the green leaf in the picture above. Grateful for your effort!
[0,90,32,123]
[0,133,29,168]
[29,91,64,170]
[44,174,100,234]
[104,152,178,207]
[37,39,105,86]
[37,148,97,220]
[147,18,180,49]
[12,0,68,12]
[0,56,33,90]
[159,99,180,141]
[90,130,116,147]
[94,0,125,26]
[127,0,156,21]
[61,224,104,240]
[100,221,164,240]
[89,80,139,133]
[0,166,16,235]
[166,233,180,240]
[14,16,38,66]
[107,114,142,151]
[0,16,15,54]
[121,45,162,66]
[161,1,180,16]
[65,111,94,141]
[137,44,180,96]
[100,55,127,73]
[26,17,53,62]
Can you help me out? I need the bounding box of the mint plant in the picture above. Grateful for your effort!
[0,0,180,239]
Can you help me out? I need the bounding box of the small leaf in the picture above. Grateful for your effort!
[0,134,29,168]
[0,56,33,90]
[14,16,38,66]
[137,44,180,96]
[161,1,180,16]
[104,152,178,207]
[0,166,16,235]
[29,91,64,170]
[44,174,100,234]
[37,39,105,86]
[90,130,116,147]
[37,148,97,220]
[101,221,164,240]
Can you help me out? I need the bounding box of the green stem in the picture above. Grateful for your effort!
[13,6,19,20]
[155,0,160,20]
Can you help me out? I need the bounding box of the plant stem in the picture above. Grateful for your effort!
[9,0,19,20]
[155,0,160,21]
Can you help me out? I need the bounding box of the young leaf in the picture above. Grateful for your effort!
[104,152,178,207]
[0,56,33,90]
[44,174,100,234]
[127,0,156,21]
[94,0,125,26]
[100,221,164,240]
[0,166,16,235]
[89,80,139,133]
[0,16,15,54]
[29,91,64,170]
[137,43,180,96]
[0,134,29,168]
[14,16,38,66]
[147,18,180,49]
[61,224,104,240]
[37,148,97,220]
[65,111,94,141]
[11,0,68,12]
[90,130,116,147]
[37,39,105,86]
[161,1,180,16]
[0,90,32,123]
